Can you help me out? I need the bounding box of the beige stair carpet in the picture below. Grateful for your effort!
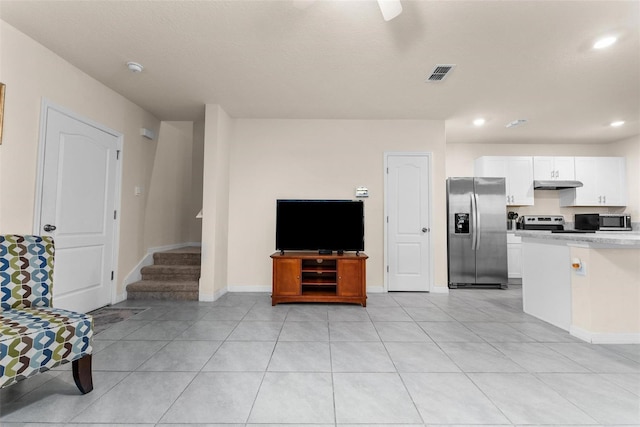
[126,247,201,301]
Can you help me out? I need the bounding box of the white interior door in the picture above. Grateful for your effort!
[386,153,432,291]
[37,105,120,313]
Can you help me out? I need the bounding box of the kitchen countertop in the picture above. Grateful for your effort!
[515,230,640,247]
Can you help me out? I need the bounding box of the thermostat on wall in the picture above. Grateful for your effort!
[355,187,369,198]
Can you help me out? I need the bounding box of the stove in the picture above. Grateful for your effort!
[518,215,565,231]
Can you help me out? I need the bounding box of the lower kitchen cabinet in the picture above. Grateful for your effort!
[507,233,522,279]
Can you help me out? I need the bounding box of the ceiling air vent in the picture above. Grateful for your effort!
[426,64,456,82]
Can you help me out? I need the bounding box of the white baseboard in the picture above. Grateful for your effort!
[114,292,127,304]
[366,284,448,294]
[430,285,450,294]
[227,285,271,293]
[122,253,154,288]
[570,325,640,344]
[199,286,227,302]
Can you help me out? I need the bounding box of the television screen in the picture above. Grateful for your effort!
[276,200,364,253]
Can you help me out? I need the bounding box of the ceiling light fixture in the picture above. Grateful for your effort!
[593,35,617,49]
[377,0,402,21]
[473,118,486,126]
[610,120,625,127]
[126,61,144,73]
[506,119,527,128]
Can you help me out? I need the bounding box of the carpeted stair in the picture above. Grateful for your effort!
[126,247,201,300]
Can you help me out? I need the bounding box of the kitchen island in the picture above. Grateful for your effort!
[516,230,640,344]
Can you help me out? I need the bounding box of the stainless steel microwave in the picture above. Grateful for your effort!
[575,213,632,231]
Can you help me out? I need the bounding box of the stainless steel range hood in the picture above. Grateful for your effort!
[533,180,583,190]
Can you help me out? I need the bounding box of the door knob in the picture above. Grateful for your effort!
[422,227,429,233]
[43,224,57,232]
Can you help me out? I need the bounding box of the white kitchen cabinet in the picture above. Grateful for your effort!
[559,157,627,206]
[507,233,522,279]
[533,156,575,181]
[474,156,534,206]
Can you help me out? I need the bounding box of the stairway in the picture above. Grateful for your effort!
[126,247,201,300]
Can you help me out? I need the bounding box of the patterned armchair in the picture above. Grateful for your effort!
[0,235,93,394]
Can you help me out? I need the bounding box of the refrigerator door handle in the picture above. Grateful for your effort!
[470,193,477,250]
[474,192,481,250]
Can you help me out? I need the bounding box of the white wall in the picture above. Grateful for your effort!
[570,245,640,341]
[199,105,232,300]
[143,121,196,249]
[608,135,640,220]
[225,119,447,292]
[0,21,198,300]
[190,120,205,242]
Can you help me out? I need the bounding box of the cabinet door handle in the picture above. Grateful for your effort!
[603,195,606,204]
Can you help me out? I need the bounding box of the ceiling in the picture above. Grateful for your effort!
[0,0,638,144]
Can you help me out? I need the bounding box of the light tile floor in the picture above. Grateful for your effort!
[1,285,639,426]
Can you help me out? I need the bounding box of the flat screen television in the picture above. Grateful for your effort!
[276,199,364,254]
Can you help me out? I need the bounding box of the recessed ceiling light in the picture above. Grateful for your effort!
[126,61,144,73]
[610,120,625,127]
[473,118,486,126]
[593,36,617,49]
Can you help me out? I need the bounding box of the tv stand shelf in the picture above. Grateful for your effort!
[271,252,367,307]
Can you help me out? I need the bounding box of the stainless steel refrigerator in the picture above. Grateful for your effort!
[447,177,508,289]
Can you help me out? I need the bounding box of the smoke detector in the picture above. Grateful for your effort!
[506,119,527,128]
[126,62,144,73]
[426,64,456,82]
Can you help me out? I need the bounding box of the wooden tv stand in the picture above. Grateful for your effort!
[271,252,367,307]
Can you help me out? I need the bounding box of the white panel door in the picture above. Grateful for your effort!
[386,154,431,291]
[38,106,120,313]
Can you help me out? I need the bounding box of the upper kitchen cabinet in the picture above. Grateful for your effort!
[474,156,534,206]
[533,157,575,181]
[559,157,627,207]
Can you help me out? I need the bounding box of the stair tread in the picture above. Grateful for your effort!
[141,265,201,272]
[127,290,198,301]
[157,246,201,254]
[127,280,199,292]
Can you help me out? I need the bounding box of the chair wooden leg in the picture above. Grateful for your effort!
[72,354,93,394]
